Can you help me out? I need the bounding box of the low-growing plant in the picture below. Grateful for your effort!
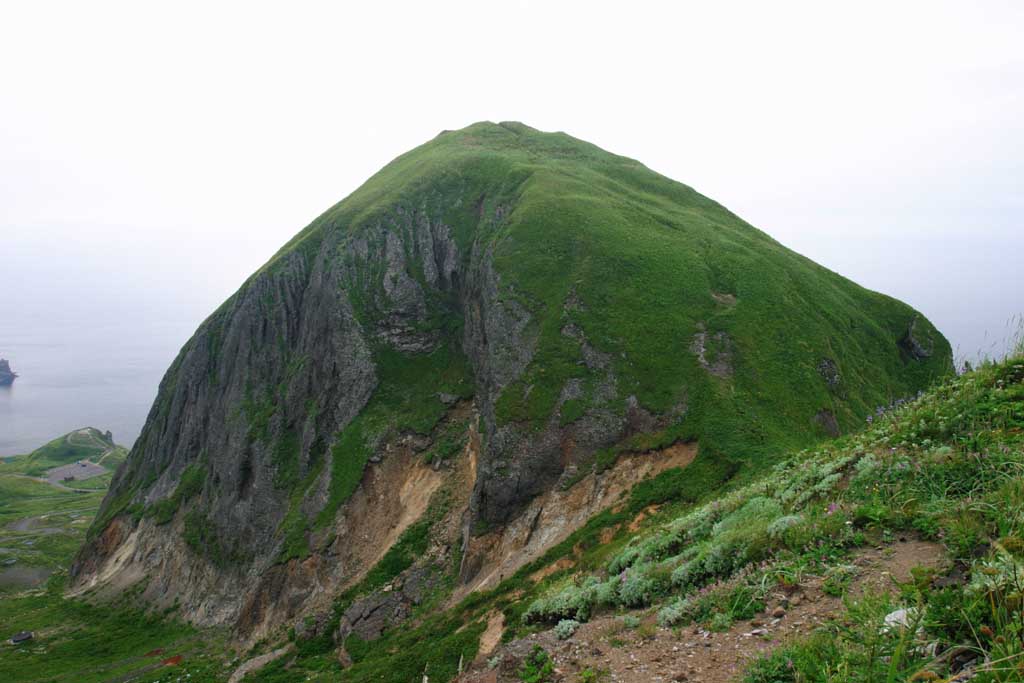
[620,614,641,629]
[554,618,580,640]
[577,668,608,683]
[656,597,691,627]
[822,564,857,596]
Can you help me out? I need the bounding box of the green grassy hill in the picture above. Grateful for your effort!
[0,427,124,478]
[87,122,952,591]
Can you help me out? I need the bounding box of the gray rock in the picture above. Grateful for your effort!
[335,566,439,643]
[0,359,17,386]
[900,316,934,360]
[690,329,734,378]
[817,357,842,389]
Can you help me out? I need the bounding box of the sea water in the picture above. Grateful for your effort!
[0,319,195,457]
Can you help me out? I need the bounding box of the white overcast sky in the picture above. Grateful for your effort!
[2,0,1022,361]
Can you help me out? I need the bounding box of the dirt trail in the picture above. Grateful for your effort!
[461,540,945,683]
[476,612,507,663]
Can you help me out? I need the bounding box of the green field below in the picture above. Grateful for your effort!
[0,577,227,683]
[0,429,230,682]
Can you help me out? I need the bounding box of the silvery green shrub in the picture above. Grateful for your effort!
[554,618,580,640]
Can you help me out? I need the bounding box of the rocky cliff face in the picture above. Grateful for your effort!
[71,122,953,644]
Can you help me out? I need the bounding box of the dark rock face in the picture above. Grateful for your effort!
[0,359,16,386]
[110,242,379,560]
[334,566,439,644]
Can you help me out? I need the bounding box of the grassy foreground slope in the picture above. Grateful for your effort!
[0,578,225,683]
[0,441,249,683]
[0,430,226,682]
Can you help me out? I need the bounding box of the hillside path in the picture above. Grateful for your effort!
[462,539,944,683]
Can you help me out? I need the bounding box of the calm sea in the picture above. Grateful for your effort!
[0,319,196,457]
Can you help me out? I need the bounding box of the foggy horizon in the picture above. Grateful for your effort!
[3,5,1024,676]
[2,1,1022,452]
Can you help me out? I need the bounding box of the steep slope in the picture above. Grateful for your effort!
[70,122,952,646]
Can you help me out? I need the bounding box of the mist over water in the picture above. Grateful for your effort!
[0,318,193,456]
[0,221,256,457]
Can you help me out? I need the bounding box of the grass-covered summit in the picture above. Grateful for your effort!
[75,122,952,641]
[282,120,951,464]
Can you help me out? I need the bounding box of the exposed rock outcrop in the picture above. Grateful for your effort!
[900,316,936,360]
[0,359,17,386]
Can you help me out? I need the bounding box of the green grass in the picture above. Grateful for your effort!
[0,577,227,683]
[147,462,206,525]
[0,431,230,683]
[0,474,105,586]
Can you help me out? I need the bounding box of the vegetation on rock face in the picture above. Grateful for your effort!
[147,461,205,525]
[82,122,951,596]
[58,122,959,680]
